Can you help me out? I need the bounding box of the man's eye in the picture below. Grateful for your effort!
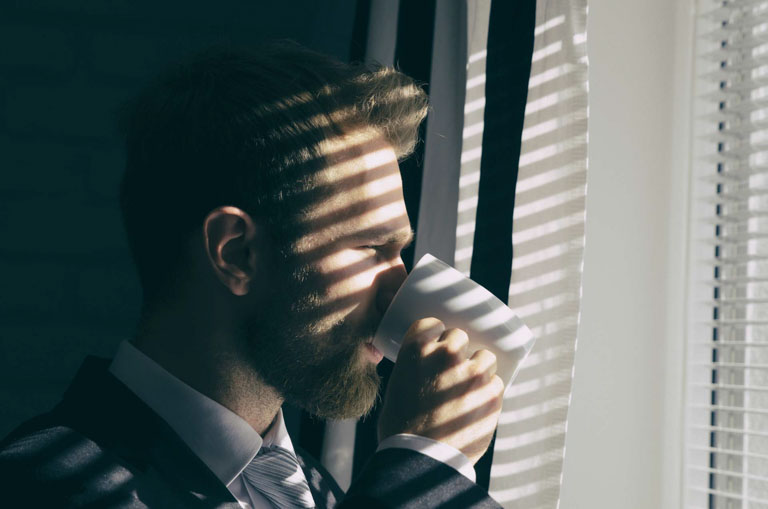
[361,245,404,260]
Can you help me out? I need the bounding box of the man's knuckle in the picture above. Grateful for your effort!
[483,349,498,363]
[470,348,495,364]
[443,327,468,342]
[465,360,483,378]
[414,317,444,331]
[446,333,468,352]
[418,341,434,358]
[486,356,498,376]
[405,317,445,344]
[491,375,504,394]
[491,394,503,412]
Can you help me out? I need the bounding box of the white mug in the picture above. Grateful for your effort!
[373,253,536,387]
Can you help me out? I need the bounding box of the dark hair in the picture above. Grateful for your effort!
[119,41,428,304]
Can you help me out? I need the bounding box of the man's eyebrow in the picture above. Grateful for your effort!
[347,227,415,247]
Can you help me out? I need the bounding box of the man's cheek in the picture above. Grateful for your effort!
[322,253,380,299]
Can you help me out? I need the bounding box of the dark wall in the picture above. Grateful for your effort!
[0,0,358,437]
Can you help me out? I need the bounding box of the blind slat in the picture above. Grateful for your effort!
[699,275,768,283]
[701,254,768,263]
[698,171,768,184]
[710,319,768,325]
[699,195,768,206]
[691,341,768,348]
[689,445,768,462]
[705,298,768,304]
[700,3,768,21]
[691,403,768,416]
[703,211,768,221]
[689,465,768,484]
[691,363,768,372]
[691,382,768,393]
[689,424,768,439]
[705,146,768,160]
[699,10,768,32]
[716,122,768,137]
[701,41,768,62]
[690,487,768,506]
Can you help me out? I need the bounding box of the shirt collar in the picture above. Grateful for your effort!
[109,341,292,487]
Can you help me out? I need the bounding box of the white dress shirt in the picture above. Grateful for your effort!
[109,341,475,508]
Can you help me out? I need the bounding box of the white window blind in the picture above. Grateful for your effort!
[688,1,768,507]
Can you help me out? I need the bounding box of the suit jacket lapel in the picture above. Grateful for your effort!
[53,357,241,508]
[36,357,345,508]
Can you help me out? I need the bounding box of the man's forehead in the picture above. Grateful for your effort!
[297,129,410,249]
[314,130,402,206]
[315,128,398,186]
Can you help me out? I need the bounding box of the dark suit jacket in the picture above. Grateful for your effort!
[0,357,500,508]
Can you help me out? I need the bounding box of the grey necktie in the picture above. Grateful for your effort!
[242,445,316,508]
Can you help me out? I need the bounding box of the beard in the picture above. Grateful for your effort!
[241,255,382,420]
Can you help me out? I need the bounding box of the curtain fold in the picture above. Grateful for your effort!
[454,0,588,506]
[486,0,588,506]
[411,0,467,266]
[321,1,589,505]
[462,0,537,490]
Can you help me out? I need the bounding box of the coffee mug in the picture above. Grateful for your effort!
[373,253,536,387]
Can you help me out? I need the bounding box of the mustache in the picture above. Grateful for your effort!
[327,313,379,348]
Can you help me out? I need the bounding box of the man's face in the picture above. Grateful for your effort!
[244,129,413,420]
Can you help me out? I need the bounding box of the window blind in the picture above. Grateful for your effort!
[688,1,768,507]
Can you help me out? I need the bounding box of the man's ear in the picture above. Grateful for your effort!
[202,206,262,296]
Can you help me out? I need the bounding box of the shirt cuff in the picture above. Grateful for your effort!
[376,433,476,483]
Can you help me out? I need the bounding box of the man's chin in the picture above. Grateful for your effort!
[246,314,382,419]
[306,366,381,420]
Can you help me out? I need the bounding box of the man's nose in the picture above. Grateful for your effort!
[375,259,408,315]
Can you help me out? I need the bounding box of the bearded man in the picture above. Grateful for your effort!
[0,43,504,508]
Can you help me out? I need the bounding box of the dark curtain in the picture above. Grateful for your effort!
[470,0,537,488]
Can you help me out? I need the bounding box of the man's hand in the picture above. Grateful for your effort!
[378,317,505,465]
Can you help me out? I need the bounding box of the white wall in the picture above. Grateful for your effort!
[559,1,694,508]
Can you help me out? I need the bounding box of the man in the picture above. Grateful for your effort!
[0,43,504,508]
